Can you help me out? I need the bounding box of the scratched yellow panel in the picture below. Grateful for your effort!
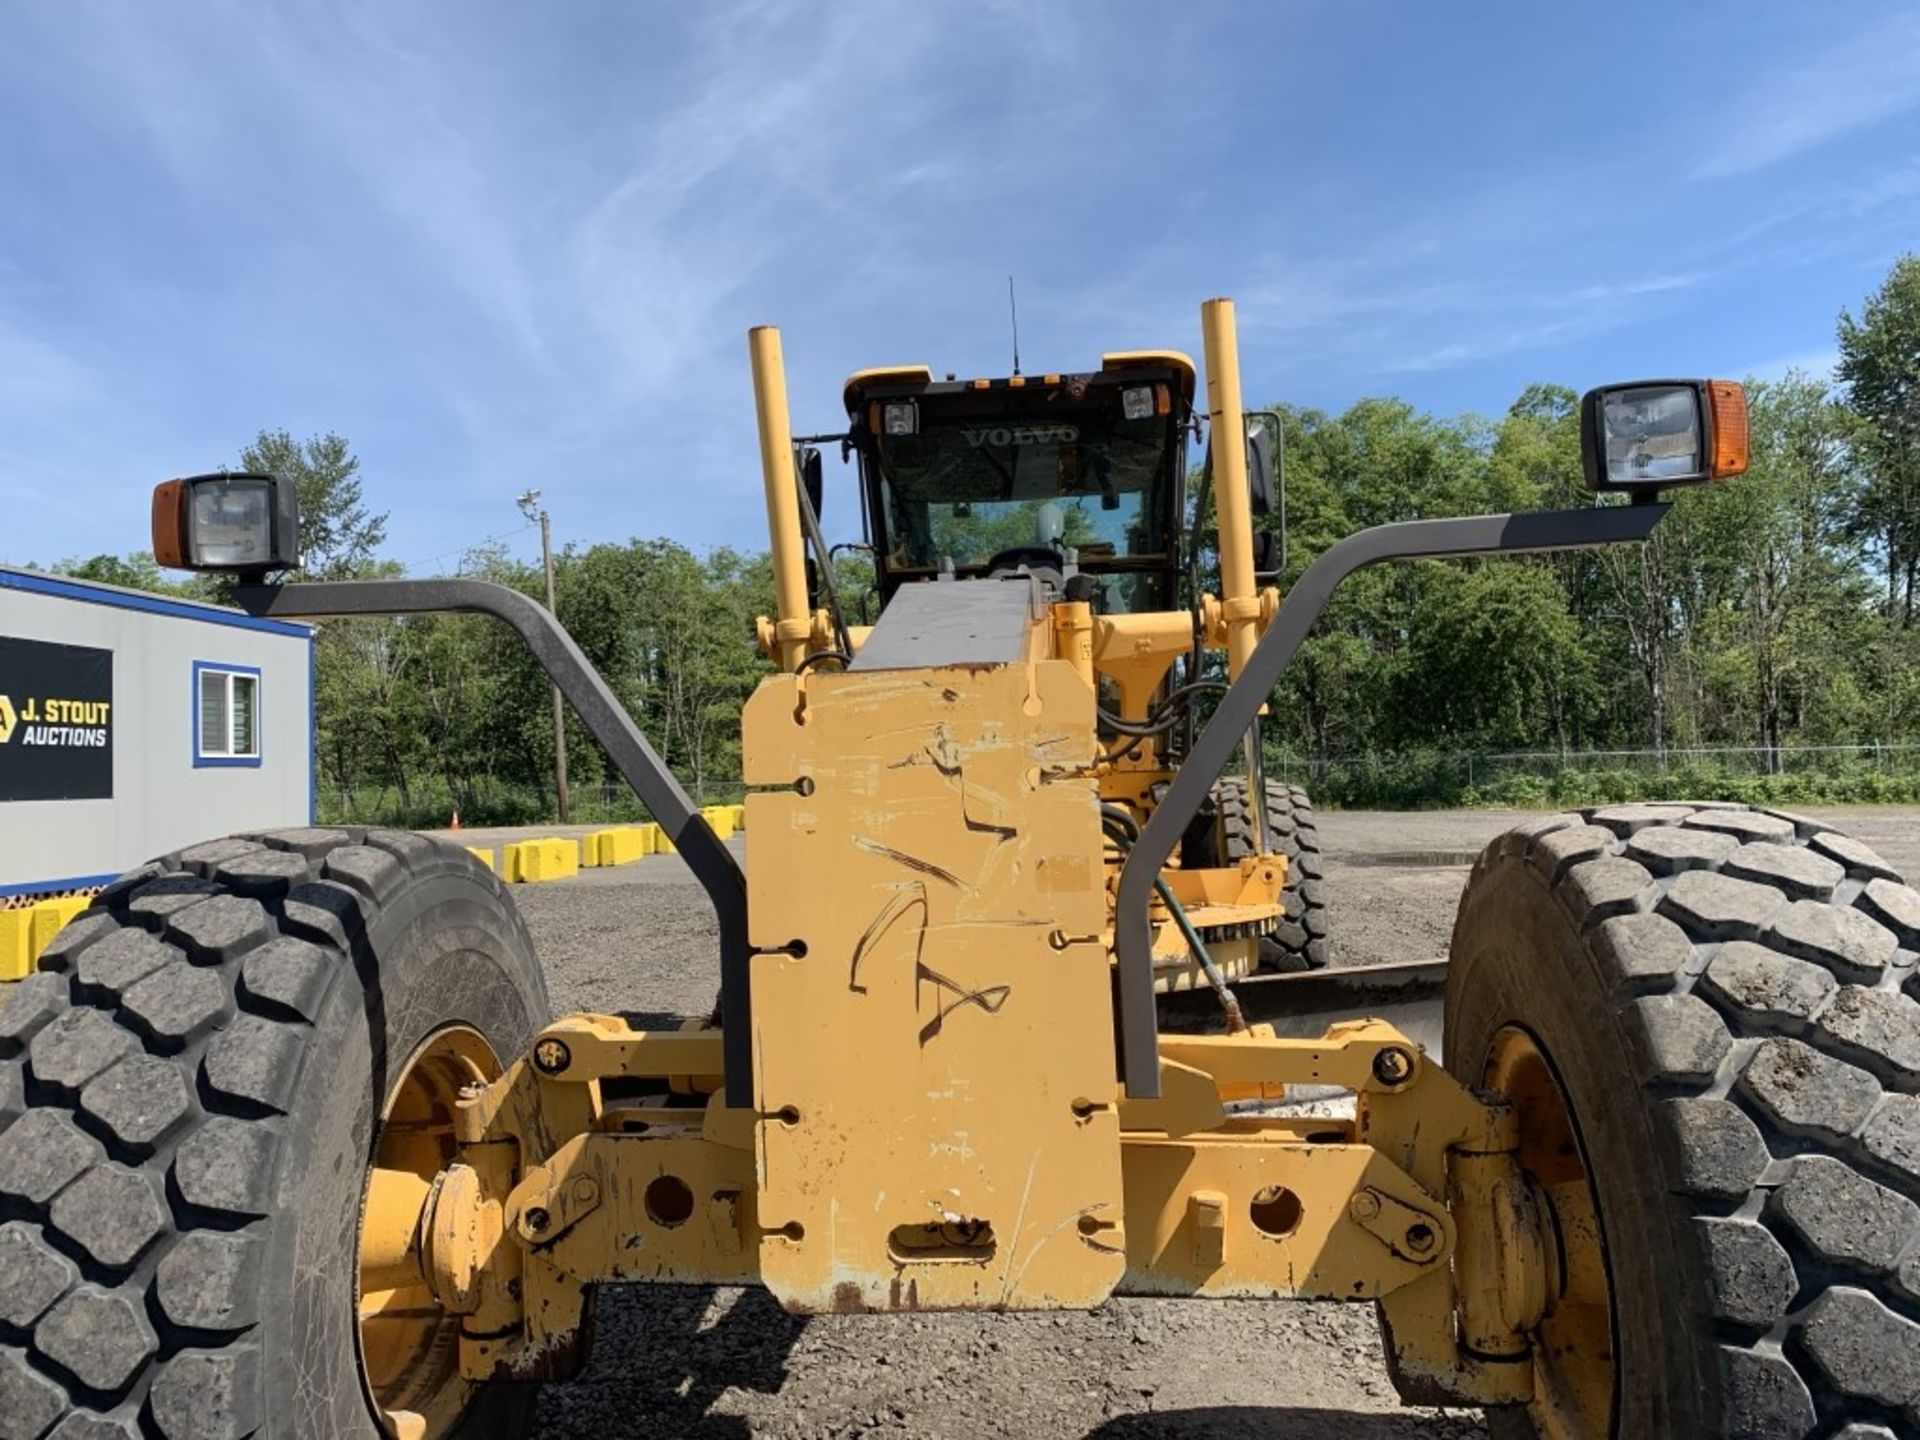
[741,660,1123,1313]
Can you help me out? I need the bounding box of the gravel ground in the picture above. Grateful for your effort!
[464,806,1918,1438]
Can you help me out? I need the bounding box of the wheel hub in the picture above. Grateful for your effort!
[1483,1024,1615,1440]
[356,1026,501,1440]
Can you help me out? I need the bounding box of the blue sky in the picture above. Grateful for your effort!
[2,2,1916,573]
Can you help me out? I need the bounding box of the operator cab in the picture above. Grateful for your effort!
[844,353,1196,614]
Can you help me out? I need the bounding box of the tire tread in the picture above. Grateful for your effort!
[1211,778,1331,971]
[1470,803,1920,1436]
[0,828,524,1434]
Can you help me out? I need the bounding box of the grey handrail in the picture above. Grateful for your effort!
[1112,502,1671,1097]
[235,578,756,1107]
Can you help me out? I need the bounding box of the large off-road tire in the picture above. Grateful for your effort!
[1442,804,1920,1440]
[0,828,549,1439]
[1210,777,1330,971]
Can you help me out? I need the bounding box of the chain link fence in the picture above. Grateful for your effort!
[1265,743,1920,810]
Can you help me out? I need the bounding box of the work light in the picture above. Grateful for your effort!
[1579,379,1748,493]
[1121,385,1155,421]
[151,472,302,574]
[883,401,918,436]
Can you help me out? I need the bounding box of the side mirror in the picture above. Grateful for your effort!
[1245,422,1276,519]
[1579,380,1748,494]
[795,445,826,607]
[152,473,301,574]
[1199,411,1286,580]
[798,445,825,524]
[1245,412,1285,579]
[1252,528,1280,575]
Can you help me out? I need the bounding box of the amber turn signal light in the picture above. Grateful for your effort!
[151,479,191,569]
[1706,380,1749,479]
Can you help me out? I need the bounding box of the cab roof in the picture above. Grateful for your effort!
[842,350,1196,414]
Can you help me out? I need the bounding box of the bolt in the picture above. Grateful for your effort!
[1372,1046,1416,1087]
[1405,1222,1437,1254]
[1349,1191,1381,1223]
[571,1176,599,1204]
[533,1038,572,1075]
[525,1207,551,1235]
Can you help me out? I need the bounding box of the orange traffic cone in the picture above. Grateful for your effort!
[450,808,461,831]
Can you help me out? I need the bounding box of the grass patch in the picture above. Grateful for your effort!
[1273,756,1920,811]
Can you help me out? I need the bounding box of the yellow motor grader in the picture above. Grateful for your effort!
[3,298,1917,1440]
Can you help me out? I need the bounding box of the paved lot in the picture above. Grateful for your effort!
[461,807,1917,1438]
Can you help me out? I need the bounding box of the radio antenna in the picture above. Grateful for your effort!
[1007,276,1022,377]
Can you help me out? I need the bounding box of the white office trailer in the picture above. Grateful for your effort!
[0,567,314,903]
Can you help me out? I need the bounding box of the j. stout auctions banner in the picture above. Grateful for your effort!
[0,637,114,801]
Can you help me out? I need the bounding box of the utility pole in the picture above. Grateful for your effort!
[517,490,569,823]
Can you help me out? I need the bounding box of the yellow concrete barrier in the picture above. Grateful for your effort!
[502,837,579,883]
[31,897,87,954]
[701,805,737,840]
[465,845,496,873]
[2,894,93,982]
[0,910,34,983]
[583,827,650,868]
[653,823,676,855]
[729,803,747,833]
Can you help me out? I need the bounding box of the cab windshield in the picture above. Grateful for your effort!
[864,379,1182,609]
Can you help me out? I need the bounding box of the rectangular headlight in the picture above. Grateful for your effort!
[883,401,918,436]
[1579,379,1748,493]
[191,478,277,567]
[152,473,302,573]
[1603,386,1703,483]
[1121,385,1155,421]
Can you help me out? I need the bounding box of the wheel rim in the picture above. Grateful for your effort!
[1482,1025,1615,1440]
[357,1025,500,1440]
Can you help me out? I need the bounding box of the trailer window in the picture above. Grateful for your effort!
[194,663,261,766]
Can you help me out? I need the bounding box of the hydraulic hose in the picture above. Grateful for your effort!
[1101,805,1247,1034]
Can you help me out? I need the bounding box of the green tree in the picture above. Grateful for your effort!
[1836,254,1920,625]
[1390,562,1592,754]
[1684,376,1869,766]
[53,552,203,598]
[238,429,388,578]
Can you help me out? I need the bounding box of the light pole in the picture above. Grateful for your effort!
[517,490,569,823]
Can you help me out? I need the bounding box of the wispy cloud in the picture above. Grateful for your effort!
[1230,241,1706,376]
[254,7,547,352]
[0,318,88,410]
[1735,347,1841,386]
[1387,320,1587,374]
[0,1,1912,567]
[1380,273,1704,372]
[1566,273,1702,304]
[1696,13,1920,178]
[564,5,904,403]
[8,2,545,351]
[1199,156,1721,380]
